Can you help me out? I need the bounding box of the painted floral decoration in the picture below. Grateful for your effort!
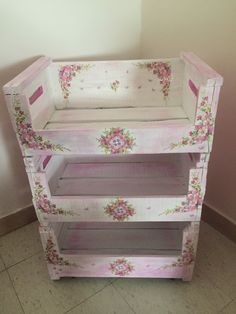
[13,96,68,151]
[137,61,171,99]
[34,178,74,216]
[97,127,136,154]
[59,64,91,99]
[110,258,134,276]
[162,238,195,269]
[171,96,214,149]
[104,199,136,221]
[160,174,202,215]
[110,80,120,91]
[45,236,75,266]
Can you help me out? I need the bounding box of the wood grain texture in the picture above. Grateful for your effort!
[40,222,192,280]
[3,52,224,281]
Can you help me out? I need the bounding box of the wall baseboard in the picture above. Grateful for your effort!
[0,203,235,242]
[202,203,236,243]
[0,205,37,236]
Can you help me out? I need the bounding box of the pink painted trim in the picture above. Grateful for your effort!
[29,85,43,105]
[181,52,223,86]
[188,80,198,97]
[43,155,52,169]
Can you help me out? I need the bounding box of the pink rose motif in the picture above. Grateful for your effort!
[109,258,134,276]
[45,237,75,266]
[59,64,90,99]
[34,178,74,216]
[137,61,171,99]
[97,128,136,154]
[171,96,214,149]
[13,96,68,152]
[160,173,202,215]
[104,199,136,221]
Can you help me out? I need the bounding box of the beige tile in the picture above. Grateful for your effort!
[67,284,134,314]
[8,252,112,314]
[0,254,5,272]
[113,266,231,314]
[0,221,42,267]
[220,299,236,314]
[0,271,23,314]
[196,222,236,299]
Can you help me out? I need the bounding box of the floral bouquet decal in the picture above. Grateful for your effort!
[45,236,75,266]
[104,199,136,221]
[13,96,68,151]
[171,96,214,148]
[160,174,202,215]
[161,238,195,269]
[59,64,91,99]
[34,178,74,216]
[97,127,136,154]
[110,258,134,276]
[136,61,171,99]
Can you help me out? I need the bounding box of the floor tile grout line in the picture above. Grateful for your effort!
[63,280,113,314]
[5,268,26,314]
[0,221,39,240]
[63,280,114,314]
[195,263,235,303]
[5,249,43,270]
[111,280,137,314]
[0,252,7,269]
[218,298,236,313]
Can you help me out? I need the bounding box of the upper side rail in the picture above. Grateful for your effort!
[3,56,51,94]
[180,52,223,87]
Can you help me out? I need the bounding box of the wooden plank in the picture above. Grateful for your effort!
[49,106,187,123]
[180,52,223,86]
[60,153,195,164]
[52,57,184,110]
[58,223,184,252]
[65,221,188,229]
[54,176,188,196]
[3,57,51,94]
[39,222,191,279]
[44,118,191,130]
[61,160,189,179]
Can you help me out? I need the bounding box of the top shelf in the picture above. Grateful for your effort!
[3,52,223,156]
[45,106,188,130]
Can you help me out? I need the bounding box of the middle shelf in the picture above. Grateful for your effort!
[27,153,206,223]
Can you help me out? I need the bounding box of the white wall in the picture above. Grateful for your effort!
[0,0,141,218]
[141,0,236,223]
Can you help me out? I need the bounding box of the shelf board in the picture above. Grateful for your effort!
[58,222,187,256]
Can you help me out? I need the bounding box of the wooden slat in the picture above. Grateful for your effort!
[50,106,187,123]
[44,118,191,130]
[58,223,184,253]
[62,161,187,179]
[66,222,188,229]
[181,52,223,86]
[54,176,188,196]
[3,57,51,94]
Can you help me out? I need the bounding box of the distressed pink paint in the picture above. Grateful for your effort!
[43,155,51,169]
[29,85,43,105]
[188,79,198,97]
[3,52,223,281]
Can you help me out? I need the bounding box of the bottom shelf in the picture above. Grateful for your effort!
[39,222,199,281]
[58,222,186,255]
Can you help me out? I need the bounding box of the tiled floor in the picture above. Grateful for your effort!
[0,221,235,314]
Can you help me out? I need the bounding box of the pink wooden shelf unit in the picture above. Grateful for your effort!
[3,52,223,281]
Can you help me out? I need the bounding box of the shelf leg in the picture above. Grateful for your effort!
[182,221,200,282]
